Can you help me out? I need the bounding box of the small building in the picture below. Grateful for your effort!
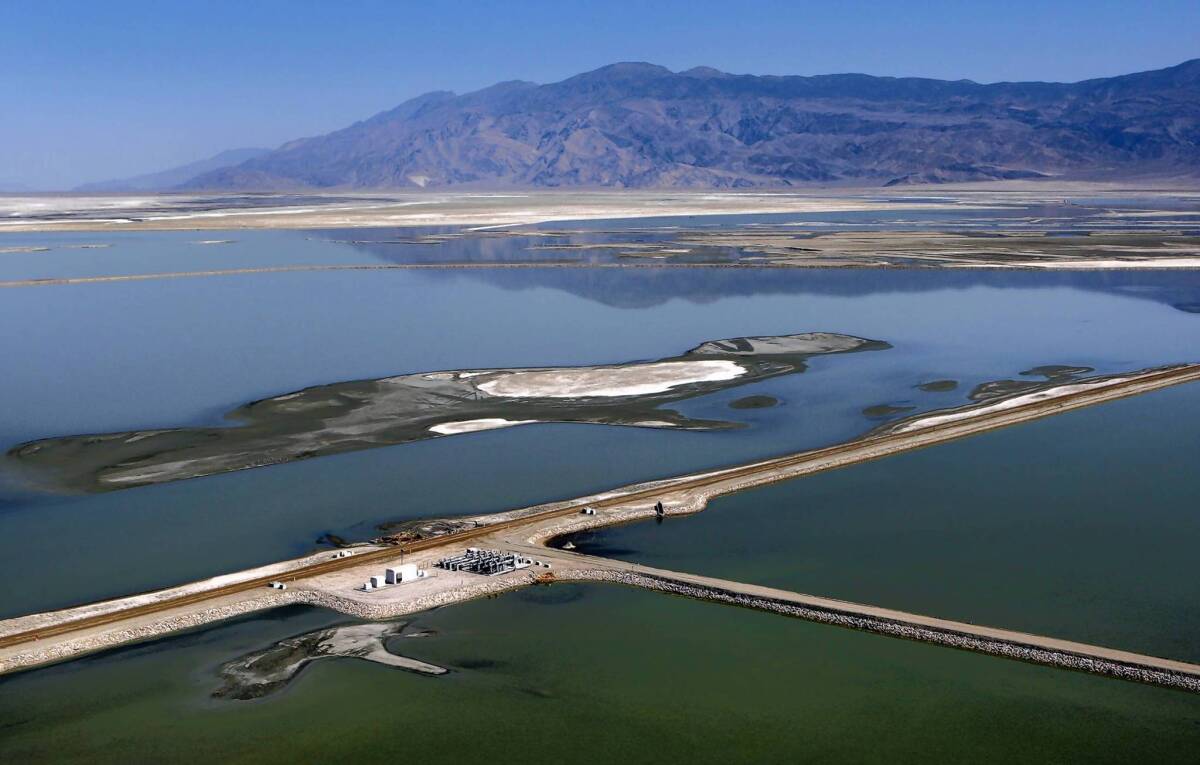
[386,564,420,584]
[370,575,386,589]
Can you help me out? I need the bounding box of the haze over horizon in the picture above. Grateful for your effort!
[3,0,1199,190]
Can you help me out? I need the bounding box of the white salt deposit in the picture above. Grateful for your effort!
[892,378,1129,433]
[477,360,745,398]
[1027,257,1200,269]
[429,418,537,435]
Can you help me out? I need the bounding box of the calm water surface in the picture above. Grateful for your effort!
[2,224,1200,617]
[1,589,1199,764]
[1,214,1198,761]
[576,384,1200,662]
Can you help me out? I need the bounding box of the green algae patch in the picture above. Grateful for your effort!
[1021,365,1095,379]
[729,395,779,410]
[917,379,958,392]
[862,404,917,419]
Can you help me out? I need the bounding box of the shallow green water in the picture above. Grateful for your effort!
[5,379,1200,761]
[578,383,1200,663]
[2,587,1199,764]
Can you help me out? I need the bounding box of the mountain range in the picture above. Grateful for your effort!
[76,148,270,192]
[181,59,1200,189]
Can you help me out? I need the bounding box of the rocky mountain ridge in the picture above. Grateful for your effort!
[186,59,1200,189]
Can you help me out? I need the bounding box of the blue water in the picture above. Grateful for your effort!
[1,214,1199,762]
[0,230,374,281]
[0,225,1199,619]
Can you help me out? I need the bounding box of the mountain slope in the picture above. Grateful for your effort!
[187,60,1200,189]
[77,148,271,192]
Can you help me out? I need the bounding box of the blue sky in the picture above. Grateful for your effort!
[3,0,1197,189]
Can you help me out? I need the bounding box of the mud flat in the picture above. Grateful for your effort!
[0,191,966,233]
[4,227,1200,293]
[213,621,445,700]
[2,186,1196,234]
[916,379,958,392]
[648,230,1200,269]
[7,331,887,493]
[729,395,779,409]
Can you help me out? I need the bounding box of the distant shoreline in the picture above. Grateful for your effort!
[5,254,1200,291]
[2,185,1197,234]
[0,190,956,233]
